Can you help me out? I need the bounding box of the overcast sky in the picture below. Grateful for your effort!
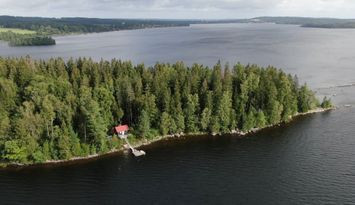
[0,0,354,19]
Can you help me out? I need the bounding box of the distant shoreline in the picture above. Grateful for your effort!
[1,107,334,170]
[51,24,191,38]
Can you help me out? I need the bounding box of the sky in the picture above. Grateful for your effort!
[0,0,355,19]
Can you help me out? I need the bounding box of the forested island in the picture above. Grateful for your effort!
[0,30,55,46]
[0,57,333,166]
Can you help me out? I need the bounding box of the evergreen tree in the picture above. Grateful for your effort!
[217,92,233,133]
[137,109,150,137]
[184,94,199,133]
[200,108,212,131]
[160,112,171,136]
[255,110,267,128]
[298,85,319,113]
[321,97,333,109]
[0,57,326,164]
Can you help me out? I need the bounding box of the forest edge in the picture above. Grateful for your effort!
[1,107,334,170]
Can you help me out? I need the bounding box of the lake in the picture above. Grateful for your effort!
[1,23,355,204]
[2,23,355,89]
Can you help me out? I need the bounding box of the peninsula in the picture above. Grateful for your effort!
[0,57,333,167]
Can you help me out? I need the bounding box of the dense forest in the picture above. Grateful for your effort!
[199,17,355,29]
[0,31,55,46]
[248,17,355,28]
[1,16,355,38]
[0,57,331,165]
[301,22,355,29]
[0,16,191,34]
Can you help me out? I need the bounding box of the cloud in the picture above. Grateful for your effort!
[0,0,354,19]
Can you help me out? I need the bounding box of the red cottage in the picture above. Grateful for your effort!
[114,125,129,138]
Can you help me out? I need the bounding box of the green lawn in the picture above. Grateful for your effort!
[0,28,36,34]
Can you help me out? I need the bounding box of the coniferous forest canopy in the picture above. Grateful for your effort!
[0,57,332,165]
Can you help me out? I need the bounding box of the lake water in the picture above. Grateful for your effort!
[2,23,355,88]
[1,24,355,204]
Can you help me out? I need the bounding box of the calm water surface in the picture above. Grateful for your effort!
[1,23,355,88]
[0,24,355,204]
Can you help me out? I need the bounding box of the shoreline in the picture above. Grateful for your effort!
[0,107,334,170]
[51,24,191,38]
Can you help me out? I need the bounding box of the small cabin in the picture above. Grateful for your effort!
[114,125,129,139]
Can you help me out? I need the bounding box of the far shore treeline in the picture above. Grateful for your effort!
[0,57,332,164]
[0,16,191,47]
[2,15,355,47]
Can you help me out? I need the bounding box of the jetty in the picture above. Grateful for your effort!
[123,138,146,157]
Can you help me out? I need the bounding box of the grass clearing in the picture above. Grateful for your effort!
[0,28,36,34]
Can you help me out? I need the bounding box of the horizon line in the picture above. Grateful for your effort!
[1,15,355,21]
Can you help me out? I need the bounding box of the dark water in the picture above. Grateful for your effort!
[1,24,355,204]
[1,109,354,204]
